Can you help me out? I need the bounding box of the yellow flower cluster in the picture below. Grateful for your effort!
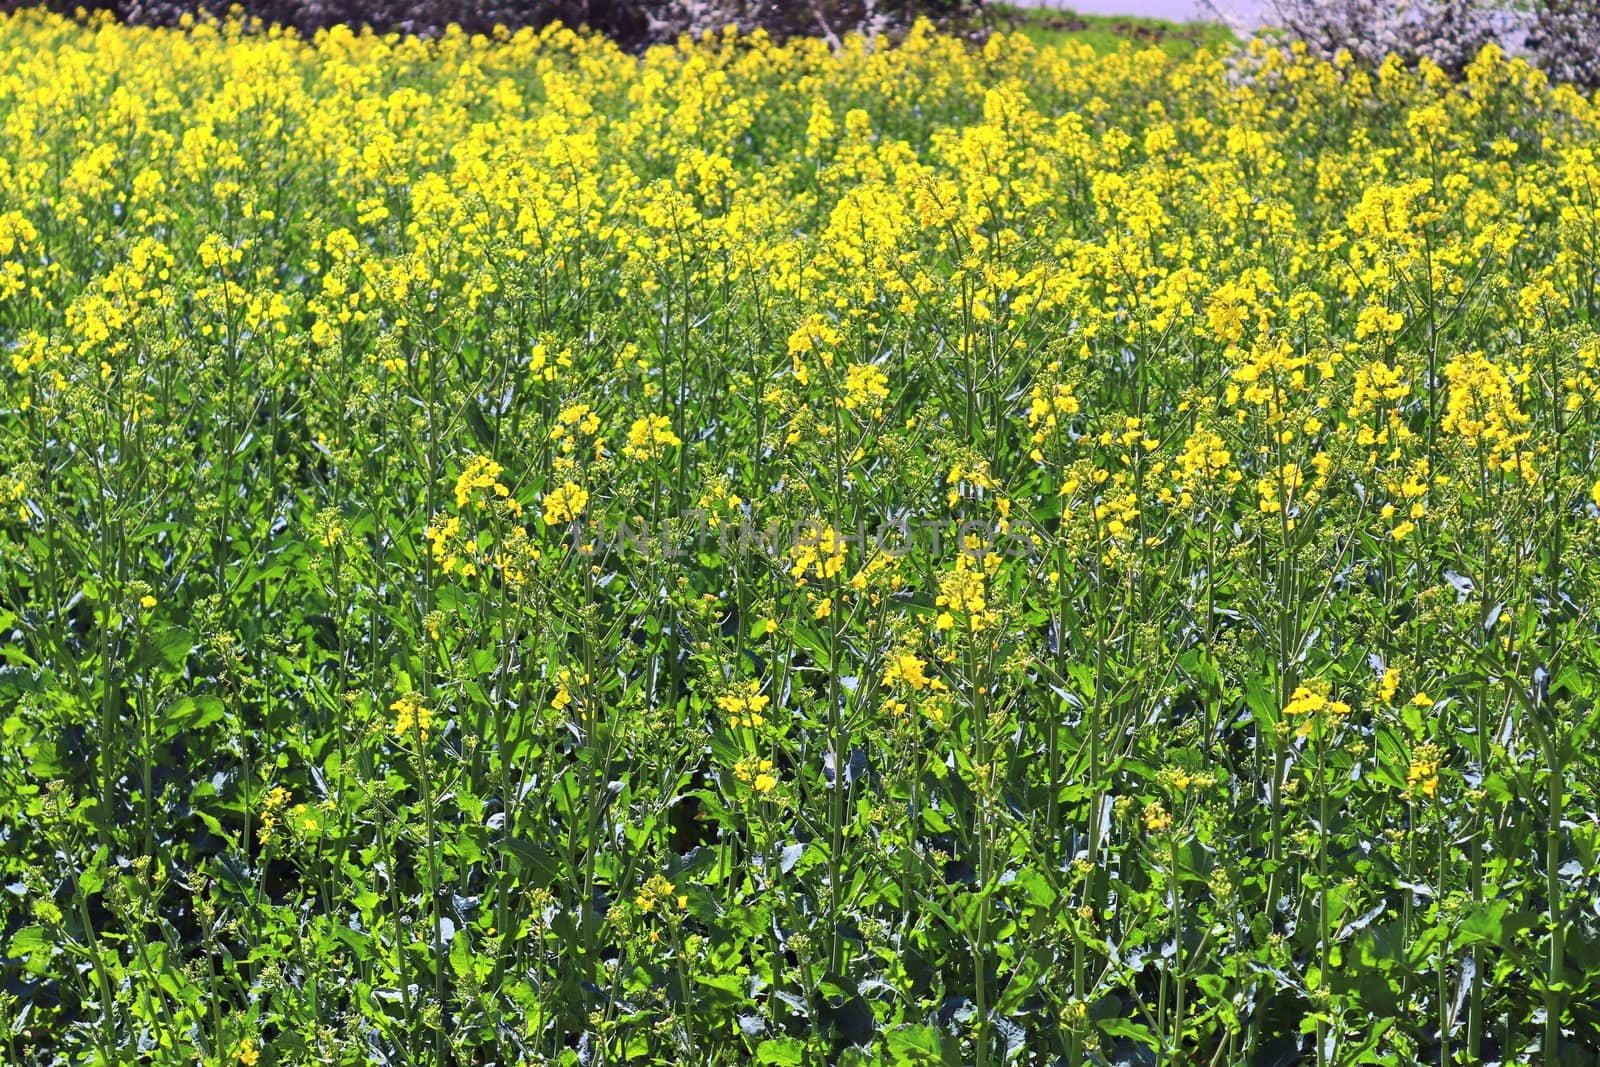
[789,524,846,583]
[425,514,471,576]
[634,873,686,913]
[934,556,991,632]
[390,693,433,742]
[455,454,519,514]
[542,482,589,526]
[1407,742,1443,799]
[623,414,682,462]
[258,786,292,844]
[1282,685,1352,740]
[881,651,934,691]
[717,681,770,729]
[1,473,28,523]
[1441,351,1536,482]
[841,363,889,414]
[732,754,778,794]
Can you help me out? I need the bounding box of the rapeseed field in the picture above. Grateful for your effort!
[3,11,1600,1064]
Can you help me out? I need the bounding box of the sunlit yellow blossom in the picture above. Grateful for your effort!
[935,556,991,632]
[635,873,686,913]
[258,786,292,845]
[1407,743,1443,799]
[842,363,890,414]
[733,754,777,794]
[1142,801,1173,833]
[882,651,933,691]
[542,482,589,526]
[1282,685,1351,739]
[455,454,518,514]
[717,680,770,729]
[390,693,433,742]
[789,524,846,582]
[623,414,682,462]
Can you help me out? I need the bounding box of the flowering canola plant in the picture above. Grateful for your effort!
[4,10,1600,1066]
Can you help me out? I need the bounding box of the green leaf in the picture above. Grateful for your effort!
[10,925,50,957]
[449,928,474,978]
[1457,900,1533,951]
[165,695,225,735]
[78,845,109,897]
[755,1037,807,1065]
[697,973,747,1011]
[155,626,195,670]
[885,1023,943,1063]
[503,837,561,885]
[1013,866,1057,911]
[1244,675,1278,733]
[1097,1016,1159,1049]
